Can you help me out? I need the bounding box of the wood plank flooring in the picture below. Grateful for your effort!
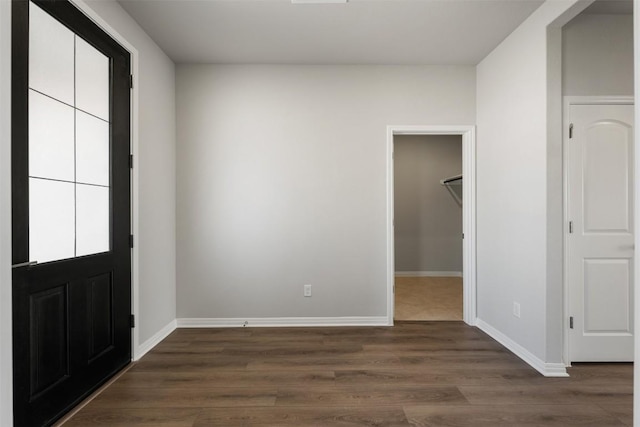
[395,277,462,321]
[61,322,632,426]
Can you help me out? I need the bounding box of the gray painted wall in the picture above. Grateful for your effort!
[176,65,475,319]
[394,135,462,273]
[1,1,12,423]
[633,1,639,419]
[563,13,633,96]
[476,0,583,365]
[85,0,177,347]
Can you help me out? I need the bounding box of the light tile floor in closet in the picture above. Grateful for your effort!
[394,276,463,321]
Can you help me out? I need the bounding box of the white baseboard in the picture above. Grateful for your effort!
[177,316,390,328]
[476,319,568,377]
[133,319,177,361]
[395,271,463,277]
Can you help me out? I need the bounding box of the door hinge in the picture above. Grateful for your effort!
[569,123,573,139]
[129,75,134,89]
[462,233,465,239]
[130,314,135,328]
[568,221,573,234]
[569,316,574,329]
[129,234,134,248]
[129,154,134,169]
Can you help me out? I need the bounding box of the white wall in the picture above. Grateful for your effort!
[563,13,633,96]
[633,2,639,423]
[0,0,13,424]
[394,135,462,273]
[85,0,177,346]
[176,65,475,320]
[476,0,584,368]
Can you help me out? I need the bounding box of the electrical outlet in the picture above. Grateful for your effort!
[513,302,521,318]
[304,284,312,297]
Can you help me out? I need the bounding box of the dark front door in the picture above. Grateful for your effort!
[12,1,132,425]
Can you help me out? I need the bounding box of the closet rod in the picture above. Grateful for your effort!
[440,174,463,185]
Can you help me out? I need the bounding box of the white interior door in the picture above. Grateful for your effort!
[567,102,634,362]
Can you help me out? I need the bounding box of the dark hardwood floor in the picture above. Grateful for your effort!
[61,322,632,426]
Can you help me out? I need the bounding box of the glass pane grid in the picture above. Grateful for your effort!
[28,1,111,263]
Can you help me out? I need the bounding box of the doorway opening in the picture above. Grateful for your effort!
[386,125,476,326]
[393,135,463,321]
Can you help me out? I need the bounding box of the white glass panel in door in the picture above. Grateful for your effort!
[76,111,109,186]
[29,91,75,182]
[29,3,74,106]
[29,178,75,263]
[76,185,110,257]
[75,37,110,121]
[28,0,112,263]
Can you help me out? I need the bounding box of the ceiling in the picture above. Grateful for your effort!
[117,0,547,65]
[583,0,633,14]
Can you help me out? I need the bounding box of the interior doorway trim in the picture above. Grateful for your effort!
[386,125,477,326]
[562,96,634,365]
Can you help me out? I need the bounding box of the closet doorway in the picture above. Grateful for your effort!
[394,135,463,320]
[386,125,476,326]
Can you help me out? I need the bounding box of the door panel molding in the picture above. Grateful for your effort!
[29,284,70,398]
